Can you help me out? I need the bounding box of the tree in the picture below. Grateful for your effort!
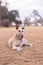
[8,10,20,22]
[8,11,15,22]
[0,0,2,20]
[15,19,22,25]
[33,10,43,25]
[0,0,8,20]
[24,17,30,26]
[0,1,21,26]
[2,19,10,27]
[33,10,42,19]
[11,10,20,17]
[0,1,1,5]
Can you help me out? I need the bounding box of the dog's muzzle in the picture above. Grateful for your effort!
[17,34,23,40]
[21,35,23,39]
[19,35,23,40]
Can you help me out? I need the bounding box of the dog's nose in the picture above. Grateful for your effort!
[21,35,23,38]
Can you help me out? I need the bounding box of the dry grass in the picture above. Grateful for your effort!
[0,27,43,65]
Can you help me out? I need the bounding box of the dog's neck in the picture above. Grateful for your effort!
[15,34,23,41]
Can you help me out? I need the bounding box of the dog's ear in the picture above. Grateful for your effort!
[15,25,19,30]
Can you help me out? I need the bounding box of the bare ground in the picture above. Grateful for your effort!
[0,27,43,65]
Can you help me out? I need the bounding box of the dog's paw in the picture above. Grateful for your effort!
[30,44,32,47]
[12,46,17,49]
[12,46,22,51]
[17,47,22,51]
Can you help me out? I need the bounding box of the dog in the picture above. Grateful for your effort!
[8,25,32,51]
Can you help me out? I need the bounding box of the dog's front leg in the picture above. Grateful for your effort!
[12,42,22,51]
[23,39,32,47]
[12,46,22,51]
[25,42,32,47]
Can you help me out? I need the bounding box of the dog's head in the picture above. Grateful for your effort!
[15,25,24,40]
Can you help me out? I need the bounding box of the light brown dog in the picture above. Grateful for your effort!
[8,25,32,51]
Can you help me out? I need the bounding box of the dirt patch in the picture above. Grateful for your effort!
[0,27,43,65]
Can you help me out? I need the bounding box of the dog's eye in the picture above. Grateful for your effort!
[22,27,24,29]
[18,30,20,32]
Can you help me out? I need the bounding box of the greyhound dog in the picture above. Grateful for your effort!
[8,25,32,51]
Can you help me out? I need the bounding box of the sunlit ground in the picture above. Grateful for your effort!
[0,26,43,65]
